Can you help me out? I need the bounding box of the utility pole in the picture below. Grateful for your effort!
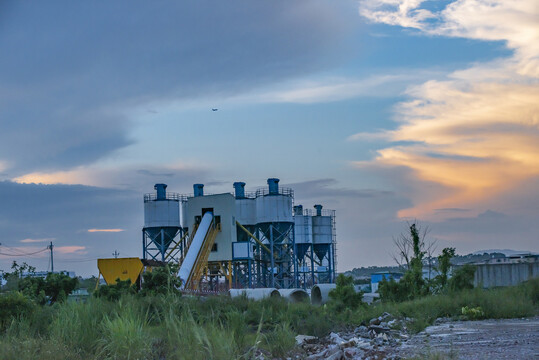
[48,241,54,272]
[112,250,120,258]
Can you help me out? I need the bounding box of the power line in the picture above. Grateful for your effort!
[0,248,48,257]
[56,258,98,263]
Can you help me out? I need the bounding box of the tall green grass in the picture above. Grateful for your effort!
[0,279,537,359]
[348,278,539,332]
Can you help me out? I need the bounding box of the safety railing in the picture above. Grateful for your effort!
[143,193,188,202]
[254,187,294,197]
[293,208,335,217]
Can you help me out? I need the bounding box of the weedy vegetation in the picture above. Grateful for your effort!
[0,255,537,359]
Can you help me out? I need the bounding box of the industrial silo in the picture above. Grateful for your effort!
[254,178,296,288]
[312,204,336,283]
[143,184,182,262]
[232,182,258,288]
[234,182,257,241]
[294,205,315,288]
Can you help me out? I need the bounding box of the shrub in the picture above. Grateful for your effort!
[521,277,539,305]
[448,265,475,292]
[461,305,484,320]
[17,272,78,305]
[328,274,363,311]
[94,279,137,301]
[378,276,411,302]
[0,292,36,331]
[140,263,181,296]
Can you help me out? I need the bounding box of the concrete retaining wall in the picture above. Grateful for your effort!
[474,262,539,288]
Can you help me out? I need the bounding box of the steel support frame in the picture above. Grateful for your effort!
[295,246,316,289]
[256,222,296,289]
[232,241,269,288]
[142,227,182,262]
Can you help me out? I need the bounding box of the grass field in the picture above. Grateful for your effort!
[0,278,537,359]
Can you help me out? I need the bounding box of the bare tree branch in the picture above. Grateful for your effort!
[391,220,436,271]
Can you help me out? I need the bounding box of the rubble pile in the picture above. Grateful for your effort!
[295,313,412,360]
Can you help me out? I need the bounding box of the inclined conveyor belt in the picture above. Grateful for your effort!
[178,211,213,289]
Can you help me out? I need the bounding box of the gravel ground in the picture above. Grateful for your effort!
[397,317,539,359]
[292,316,539,359]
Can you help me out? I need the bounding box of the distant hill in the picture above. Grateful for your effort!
[471,249,538,256]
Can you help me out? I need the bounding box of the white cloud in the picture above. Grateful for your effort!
[20,238,55,243]
[12,162,207,190]
[355,0,539,219]
[360,0,539,76]
[87,229,124,233]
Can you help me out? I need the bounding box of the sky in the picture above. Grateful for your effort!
[0,0,537,277]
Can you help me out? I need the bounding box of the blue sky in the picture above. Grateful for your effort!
[1,0,537,276]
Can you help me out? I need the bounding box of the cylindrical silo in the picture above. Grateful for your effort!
[294,209,312,261]
[254,178,295,288]
[312,205,333,261]
[255,179,293,225]
[143,184,181,262]
[180,200,189,229]
[234,181,257,242]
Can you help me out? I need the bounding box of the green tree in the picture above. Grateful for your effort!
[408,223,426,297]
[1,261,36,292]
[18,272,78,305]
[434,247,456,292]
[380,223,432,302]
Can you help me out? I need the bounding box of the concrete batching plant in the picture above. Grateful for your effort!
[140,178,337,291]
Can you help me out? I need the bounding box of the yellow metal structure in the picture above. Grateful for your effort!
[179,222,199,265]
[185,221,220,290]
[165,231,189,261]
[236,221,273,256]
[97,257,144,285]
[204,260,233,289]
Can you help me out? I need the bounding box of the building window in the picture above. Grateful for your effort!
[211,243,218,252]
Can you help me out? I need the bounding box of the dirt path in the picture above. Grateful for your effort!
[397,317,539,359]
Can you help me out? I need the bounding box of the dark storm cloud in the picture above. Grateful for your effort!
[0,181,139,241]
[0,0,355,175]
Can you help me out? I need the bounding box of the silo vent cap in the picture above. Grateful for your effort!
[193,184,204,197]
[154,184,168,200]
